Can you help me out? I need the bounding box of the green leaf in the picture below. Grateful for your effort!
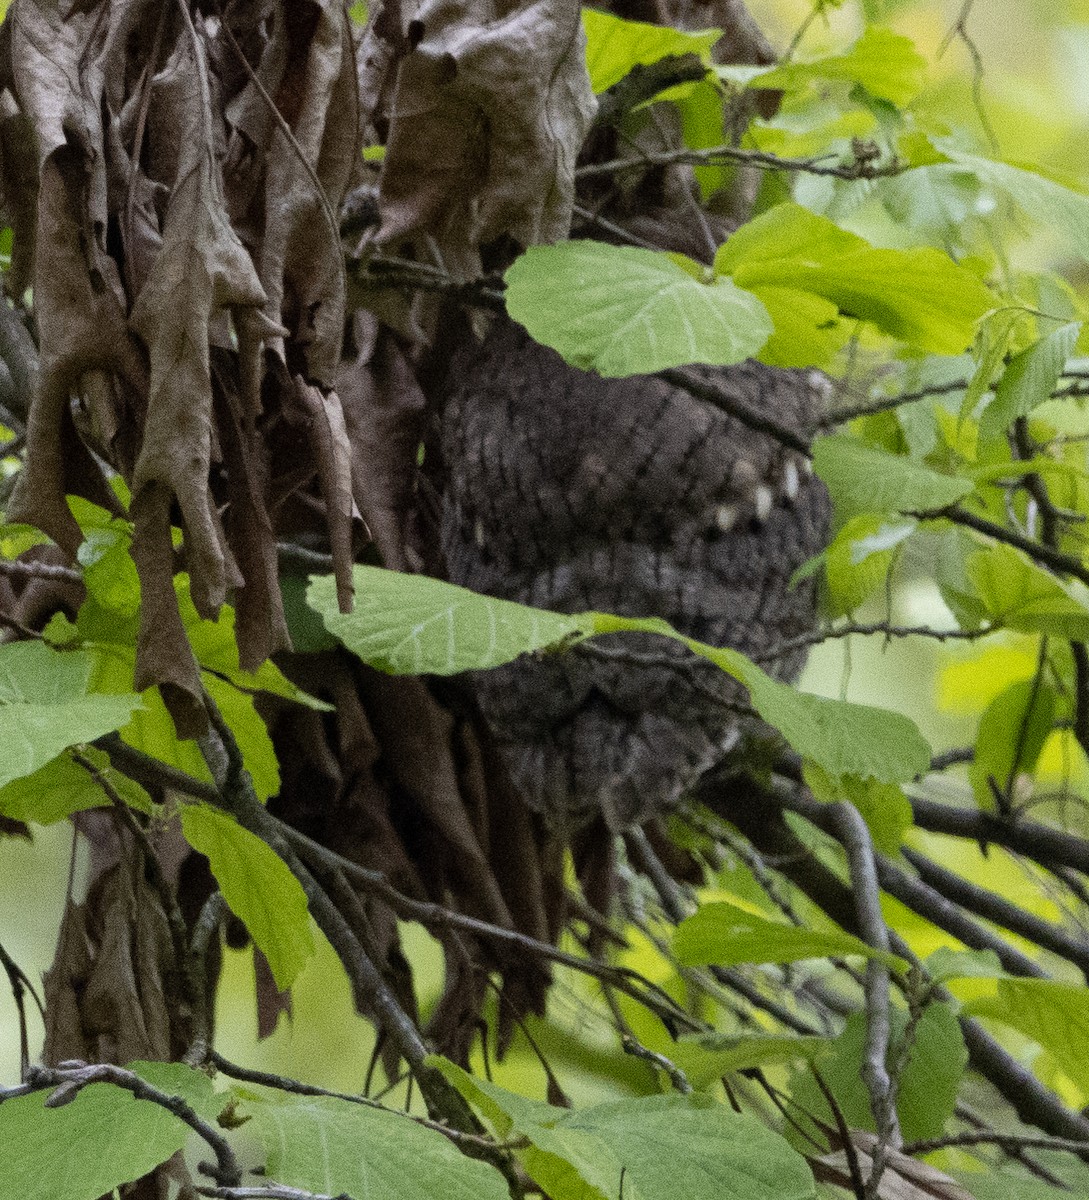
[504,241,773,377]
[243,1092,509,1200]
[746,26,927,107]
[0,642,143,788]
[803,763,912,855]
[434,1063,815,1200]
[670,1035,831,1090]
[0,748,151,825]
[820,515,916,616]
[925,947,1005,983]
[309,565,592,675]
[674,899,905,970]
[966,543,1089,639]
[179,803,314,990]
[77,523,140,615]
[812,433,974,516]
[936,144,1089,265]
[311,566,931,786]
[0,1083,190,1200]
[979,322,1080,441]
[965,979,1089,1092]
[969,678,1056,810]
[202,674,279,803]
[178,578,330,710]
[790,1003,966,1142]
[747,286,850,369]
[129,1060,221,1122]
[717,203,993,355]
[582,7,718,93]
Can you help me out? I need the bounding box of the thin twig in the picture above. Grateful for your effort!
[575,143,904,183]
[823,803,901,1197]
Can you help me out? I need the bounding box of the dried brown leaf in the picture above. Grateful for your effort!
[337,316,426,572]
[377,0,596,272]
[129,34,265,621]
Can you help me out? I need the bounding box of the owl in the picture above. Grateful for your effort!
[441,315,829,832]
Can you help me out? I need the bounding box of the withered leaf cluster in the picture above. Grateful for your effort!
[2,0,361,735]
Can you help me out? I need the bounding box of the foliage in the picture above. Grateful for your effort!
[3,2,1089,1200]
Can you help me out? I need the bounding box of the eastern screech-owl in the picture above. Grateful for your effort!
[441,314,829,832]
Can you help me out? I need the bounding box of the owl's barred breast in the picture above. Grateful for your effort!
[441,316,830,831]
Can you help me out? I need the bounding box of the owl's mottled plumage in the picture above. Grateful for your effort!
[441,316,829,831]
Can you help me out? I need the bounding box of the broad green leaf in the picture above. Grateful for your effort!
[671,1035,831,1089]
[967,543,1089,639]
[819,515,917,615]
[0,1083,190,1200]
[965,979,1089,1092]
[434,1062,814,1200]
[717,204,993,354]
[925,947,1005,983]
[504,241,773,376]
[129,1061,221,1122]
[0,748,151,825]
[812,434,974,515]
[673,899,905,970]
[743,27,927,107]
[959,1174,1089,1200]
[178,578,330,710]
[936,145,1089,265]
[582,7,718,93]
[243,1092,508,1200]
[203,674,279,803]
[312,565,932,785]
[0,642,143,788]
[309,565,592,675]
[803,763,912,855]
[969,678,1056,810]
[745,286,850,369]
[77,523,140,615]
[592,612,932,782]
[979,322,1080,441]
[790,1003,966,1142]
[179,803,314,990]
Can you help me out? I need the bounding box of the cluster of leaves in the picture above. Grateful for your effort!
[6,2,1089,1200]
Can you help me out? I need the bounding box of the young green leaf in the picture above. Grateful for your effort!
[803,763,912,855]
[740,26,927,107]
[0,1083,191,1200]
[969,678,1056,810]
[434,1061,815,1200]
[242,1091,509,1200]
[0,642,143,789]
[309,565,593,675]
[979,322,1080,442]
[716,203,993,355]
[670,1034,832,1090]
[311,566,932,785]
[0,748,151,826]
[582,7,718,93]
[966,543,1089,639]
[936,144,1089,264]
[812,433,974,516]
[674,899,906,970]
[504,241,773,376]
[964,979,1089,1092]
[924,947,1006,983]
[790,1004,967,1142]
[179,803,314,990]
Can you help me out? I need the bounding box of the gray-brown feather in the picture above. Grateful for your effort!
[442,316,829,831]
